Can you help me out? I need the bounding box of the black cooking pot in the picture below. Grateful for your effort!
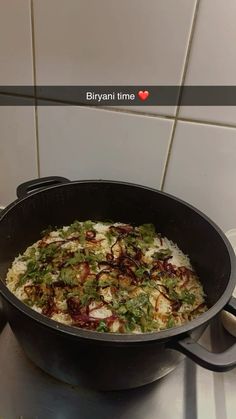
[0,177,236,390]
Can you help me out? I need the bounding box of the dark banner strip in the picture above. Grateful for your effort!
[0,86,236,105]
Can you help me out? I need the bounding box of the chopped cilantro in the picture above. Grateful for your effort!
[63,220,96,243]
[83,220,95,230]
[58,228,69,238]
[16,258,42,288]
[126,317,137,332]
[98,275,118,288]
[125,293,150,320]
[179,290,196,305]
[80,278,99,305]
[105,230,114,245]
[168,289,180,301]
[116,305,127,315]
[168,287,196,306]
[163,277,178,290]
[38,243,59,263]
[42,272,54,285]
[15,273,28,289]
[84,250,104,270]
[67,289,81,299]
[25,247,36,258]
[138,223,156,245]
[141,278,157,288]
[59,267,78,285]
[135,266,148,279]
[67,220,82,234]
[65,251,85,267]
[96,321,109,332]
[152,248,172,260]
[167,316,175,329]
[22,298,34,307]
[140,316,159,332]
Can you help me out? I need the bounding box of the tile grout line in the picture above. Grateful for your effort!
[1,90,236,128]
[79,105,174,119]
[177,116,236,129]
[160,121,177,190]
[30,0,40,178]
[1,87,236,129]
[160,0,201,191]
[0,91,174,119]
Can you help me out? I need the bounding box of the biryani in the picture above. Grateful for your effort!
[6,221,207,333]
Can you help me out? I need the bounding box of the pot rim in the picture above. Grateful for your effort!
[0,179,235,343]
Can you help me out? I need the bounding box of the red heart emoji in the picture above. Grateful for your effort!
[138,90,149,101]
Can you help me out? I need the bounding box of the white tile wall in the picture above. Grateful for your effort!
[0,0,236,235]
[0,0,33,85]
[0,103,38,206]
[0,5,236,415]
[33,0,197,116]
[180,0,236,125]
[163,121,236,232]
[37,106,173,188]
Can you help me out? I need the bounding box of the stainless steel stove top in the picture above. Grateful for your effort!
[0,316,235,419]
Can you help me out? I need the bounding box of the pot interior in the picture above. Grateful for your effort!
[0,181,233,309]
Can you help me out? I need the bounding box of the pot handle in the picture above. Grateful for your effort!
[17,176,70,199]
[171,297,236,372]
[225,296,236,315]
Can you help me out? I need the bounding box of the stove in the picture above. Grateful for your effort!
[0,316,235,419]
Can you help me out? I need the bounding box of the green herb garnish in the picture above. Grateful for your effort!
[179,290,196,305]
[167,316,175,328]
[105,230,114,245]
[96,321,109,332]
[163,277,178,290]
[38,243,59,263]
[65,251,85,267]
[80,278,99,305]
[59,267,78,285]
[152,248,172,260]
[138,223,156,245]
[135,266,148,279]
[168,287,196,305]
